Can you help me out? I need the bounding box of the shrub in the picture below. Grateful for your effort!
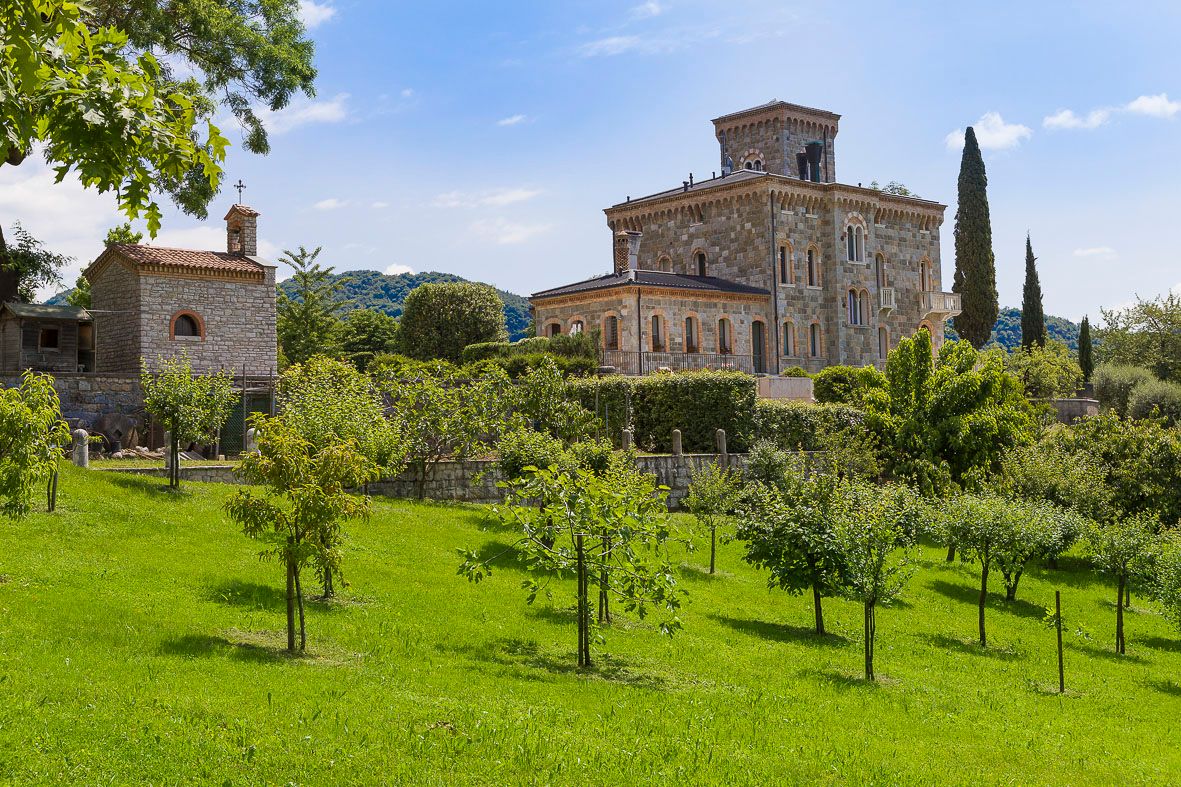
[813,365,885,405]
[496,429,566,480]
[564,438,618,475]
[512,336,551,354]
[745,440,795,490]
[571,370,757,452]
[1093,364,1156,417]
[1128,379,1181,425]
[462,341,510,364]
[753,400,864,451]
[396,282,508,362]
[545,331,600,360]
[497,353,597,379]
[781,366,810,378]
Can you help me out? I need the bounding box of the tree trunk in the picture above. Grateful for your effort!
[1124,584,1131,609]
[978,562,989,647]
[1116,576,1125,655]
[946,543,956,562]
[322,564,335,599]
[1004,569,1022,602]
[294,565,307,652]
[598,535,610,625]
[416,459,427,500]
[709,523,717,575]
[812,580,825,636]
[285,549,296,652]
[576,534,590,668]
[47,468,58,512]
[863,600,875,681]
[170,437,181,490]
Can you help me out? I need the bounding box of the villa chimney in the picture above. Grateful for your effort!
[614,230,643,274]
[805,141,824,183]
[224,204,259,256]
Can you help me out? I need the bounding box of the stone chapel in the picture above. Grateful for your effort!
[83,204,278,376]
[530,100,961,375]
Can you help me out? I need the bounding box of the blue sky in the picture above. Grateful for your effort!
[6,0,1181,321]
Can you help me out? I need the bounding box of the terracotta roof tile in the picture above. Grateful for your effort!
[108,244,267,276]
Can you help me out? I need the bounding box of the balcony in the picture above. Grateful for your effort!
[922,291,962,319]
[879,287,896,312]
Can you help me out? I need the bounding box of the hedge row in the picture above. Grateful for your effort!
[569,370,757,453]
[752,399,866,451]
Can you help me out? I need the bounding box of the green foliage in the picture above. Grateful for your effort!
[1093,364,1156,417]
[685,462,744,574]
[277,356,407,474]
[495,429,566,481]
[461,464,681,667]
[1078,316,1094,382]
[276,246,349,366]
[1097,293,1181,383]
[1000,340,1083,399]
[0,223,66,303]
[276,269,533,341]
[812,365,886,405]
[571,370,757,452]
[337,309,399,371]
[225,414,378,651]
[1084,514,1160,654]
[1020,234,1046,350]
[0,371,68,518]
[510,357,596,442]
[948,307,1080,352]
[752,400,865,452]
[780,365,810,377]
[140,355,236,489]
[952,127,999,349]
[0,0,226,231]
[65,273,90,308]
[104,223,144,247]
[1152,535,1181,634]
[463,336,601,378]
[1127,379,1181,426]
[862,329,1036,496]
[396,282,508,363]
[869,180,917,197]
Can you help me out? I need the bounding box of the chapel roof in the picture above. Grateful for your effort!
[85,244,270,282]
[532,270,770,300]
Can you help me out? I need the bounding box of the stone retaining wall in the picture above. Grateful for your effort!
[1,373,142,429]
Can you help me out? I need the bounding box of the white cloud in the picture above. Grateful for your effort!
[497,114,528,127]
[1125,93,1181,118]
[432,188,542,208]
[257,93,350,134]
[298,1,336,29]
[1043,108,1111,130]
[312,198,347,211]
[385,263,415,276]
[1073,246,1117,259]
[577,35,673,57]
[371,201,390,209]
[630,1,665,19]
[945,112,1032,151]
[470,218,551,245]
[400,88,415,99]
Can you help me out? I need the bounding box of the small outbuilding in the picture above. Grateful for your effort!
[0,302,95,374]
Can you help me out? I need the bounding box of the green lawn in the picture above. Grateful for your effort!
[1,467,1179,784]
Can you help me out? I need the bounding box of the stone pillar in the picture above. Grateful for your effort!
[715,428,728,468]
[245,427,259,454]
[71,429,89,468]
[671,429,682,456]
[621,428,633,451]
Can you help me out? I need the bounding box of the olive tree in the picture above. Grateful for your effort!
[685,462,743,575]
[1084,515,1159,655]
[0,372,69,519]
[460,464,682,668]
[140,355,236,490]
[831,481,923,681]
[224,415,379,652]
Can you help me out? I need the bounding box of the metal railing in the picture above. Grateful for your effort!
[602,350,762,375]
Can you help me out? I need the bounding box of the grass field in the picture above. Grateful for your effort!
[1,466,1179,784]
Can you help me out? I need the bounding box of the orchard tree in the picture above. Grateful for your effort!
[510,356,597,442]
[460,464,682,668]
[225,416,379,652]
[1,0,228,301]
[1020,234,1046,350]
[277,356,408,596]
[1084,515,1159,655]
[140,355,236,490]
[276,246,349,365]
[1001,340,1083,399]
[338,309,399,371]
[943,493,1007,646]
[0,372,69,519]
[952,127,999,349]
[685,462,743,575]
[831,481,923,681]
[396,282,508,363]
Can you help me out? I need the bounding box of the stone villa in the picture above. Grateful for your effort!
[530,100,961,375]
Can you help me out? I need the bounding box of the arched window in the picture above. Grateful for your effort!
[657,255,672,273]
[651,314,664,351]
[604,316,619,350]
[696,252,707,277]
[878,326,889,360]
[170,311,204,339]
[860,290,871,323]
[846,225,865,262]
[778,244,792,284]
[809,323,821,358]
[718,318,732,354]
[547,322,561,337]
[875,253,887,288]
[684,316,698,353]
[782,321,796,356]
[570,320,584,334]
[848,289,861,325]
[754,160,763,171]
[744,161,754,170]
[806,247,819,287]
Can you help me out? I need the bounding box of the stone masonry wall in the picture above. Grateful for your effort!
[0,373,142,429]
[91,259,141,373]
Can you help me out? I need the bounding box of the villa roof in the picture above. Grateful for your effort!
[1,302,92,321]
[532,270,770,300]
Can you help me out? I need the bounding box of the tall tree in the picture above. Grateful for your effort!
[0,224,68,303]
[396,281,508,363]
[1097,293,1181,383]
[276,246,349,365]
[337,308,399,371]
[1078,315,1094,382]
[1020,234,1046,350]
[952,127,999,348]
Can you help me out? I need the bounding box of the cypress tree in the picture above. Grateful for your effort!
[1020,233,1046,349]
[1078,315,1094,382]
[952,127,999,348]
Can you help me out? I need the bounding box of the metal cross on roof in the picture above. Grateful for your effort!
[234,179,246,202]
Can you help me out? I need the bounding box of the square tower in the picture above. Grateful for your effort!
[713,100,840,182]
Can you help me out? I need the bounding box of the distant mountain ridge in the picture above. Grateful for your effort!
[946,307,1080,351]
